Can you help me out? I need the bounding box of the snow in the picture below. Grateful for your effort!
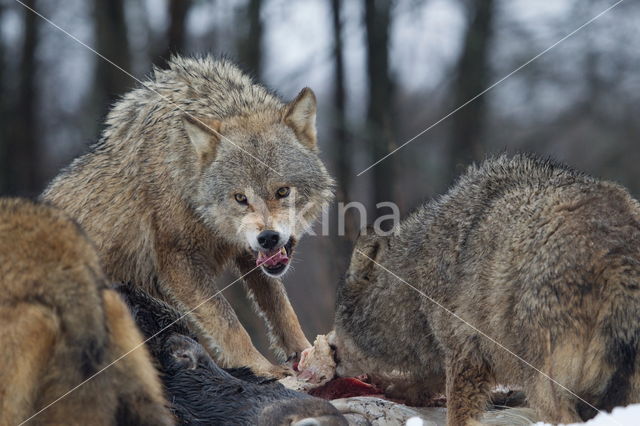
[406,417,425,426]
[535,404,640,426]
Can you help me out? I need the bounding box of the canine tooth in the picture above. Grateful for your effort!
[280,247,286,255]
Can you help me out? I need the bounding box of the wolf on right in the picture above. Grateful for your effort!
[333,154,640,425]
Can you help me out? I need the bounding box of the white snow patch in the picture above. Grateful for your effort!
[406,417,424,426]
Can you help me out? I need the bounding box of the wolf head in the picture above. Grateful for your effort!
[333,227,391,377]
[183,88,334,277]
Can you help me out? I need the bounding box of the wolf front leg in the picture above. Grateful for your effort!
[235,252,312,363]
[445,337,494,426]
[158,254,291,378]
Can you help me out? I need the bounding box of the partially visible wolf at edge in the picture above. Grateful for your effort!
[333,154,640,426]
[42,56,335,378]
[0,199,174,426]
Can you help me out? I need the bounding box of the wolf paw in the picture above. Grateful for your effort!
[254,363,294,380]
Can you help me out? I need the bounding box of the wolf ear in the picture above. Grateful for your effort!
[348,226,389,281]
[183,116,223,164]
[283,87,317,151]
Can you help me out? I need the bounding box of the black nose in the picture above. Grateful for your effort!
[257,230,280,250]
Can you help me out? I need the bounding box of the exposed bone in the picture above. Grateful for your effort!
[298,334,337,383]
[280,334,337,391]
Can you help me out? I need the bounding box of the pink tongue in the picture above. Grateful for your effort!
[257,250,289,267]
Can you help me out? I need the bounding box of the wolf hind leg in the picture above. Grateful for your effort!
[445,337,494,426]
[527,377,582,424]
[525,334,584,424]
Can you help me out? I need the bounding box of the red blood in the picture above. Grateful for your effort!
[308,377,384,400]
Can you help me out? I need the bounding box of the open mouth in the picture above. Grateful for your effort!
[255,237,295,276]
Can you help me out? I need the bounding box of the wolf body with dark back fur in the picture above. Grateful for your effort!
[333,154,640,425]
[117,284,348,426]
[42,56,334,377]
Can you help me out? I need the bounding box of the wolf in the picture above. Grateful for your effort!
[117,283,348,426]
[42,56,334,377]
[0,198,173,426]
[332,154,640,425]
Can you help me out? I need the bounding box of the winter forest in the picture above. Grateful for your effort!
[1,0,640,369]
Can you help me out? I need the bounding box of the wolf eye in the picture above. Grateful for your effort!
[276,187,290,198]
[234,193,248,204]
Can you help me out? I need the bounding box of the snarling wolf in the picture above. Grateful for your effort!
[0,199,173,425]
[333,154,640,425]
[118,283,348,426]
[42,56,334,377]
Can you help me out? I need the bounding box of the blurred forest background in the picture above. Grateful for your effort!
[1,0,639,358]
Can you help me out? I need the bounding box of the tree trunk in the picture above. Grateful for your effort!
[8,0,40,195]
[329,0,354,270]
[237,0,263,79]
[93,0,132,112]
[331,0,349,202]
[0,4,8,194]
[158,0,190,68]
[364,0,395,208]
[449,0,494,179]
